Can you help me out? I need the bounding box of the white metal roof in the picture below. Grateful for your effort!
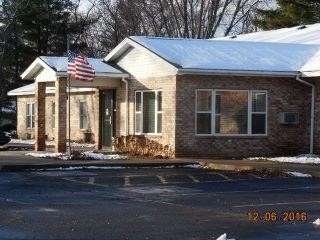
[124,36,320,76]
[7,83,96,96]
[216,23,320,44]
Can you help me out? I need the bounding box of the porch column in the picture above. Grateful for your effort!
[94,89,102,149]
[35,82,46,151]
[55,77,67,153]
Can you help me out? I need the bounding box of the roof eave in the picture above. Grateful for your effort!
[301,70,320,77]
[55,71,129,78]
[20,57,56,80]
[7,91,34,96]
[177,68,298,77]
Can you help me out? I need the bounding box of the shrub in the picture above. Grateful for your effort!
[114,135,174,159]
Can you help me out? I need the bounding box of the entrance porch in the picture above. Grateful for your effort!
[19,56,128,153]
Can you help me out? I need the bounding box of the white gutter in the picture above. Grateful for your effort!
[177,68,297,77]
[296,74,315,154]
[121,77,129,136]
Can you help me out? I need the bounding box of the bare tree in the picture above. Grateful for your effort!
[84,0,271,55]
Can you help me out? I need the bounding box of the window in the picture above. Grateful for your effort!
[196,90,212,134]
[135,91,162,134]
[26,103,35,129]
[79,101,88,130]
[52,102,55,129]
[196,90,267,135]
[215,91,248,134]
[251,92,267,134]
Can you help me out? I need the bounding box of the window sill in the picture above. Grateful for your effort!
[80,129,91,133]
[135,133,162,137]
[195,134,268,139]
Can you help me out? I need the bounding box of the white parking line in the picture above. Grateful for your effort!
[214,173,230,180]
[157,175,167,184]
[88,177,95,184]
[188,174,199,183]
[249,173,262,179]
[124,176,131,186]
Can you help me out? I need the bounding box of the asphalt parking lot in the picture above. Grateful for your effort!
[1,167,320,239]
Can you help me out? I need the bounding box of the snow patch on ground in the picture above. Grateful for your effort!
[29,165,200,171]
[313,218,320,226]
[286,171,312,178]
[79,151,127,160]
[29,166,127,171]
[9,139,95,148]
[216,233,236,240]
[26,151,127,161]
[10,139,35,144]
[248,154,320,164]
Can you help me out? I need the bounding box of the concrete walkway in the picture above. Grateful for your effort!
[0,150,195,171]
[0,150,320,177]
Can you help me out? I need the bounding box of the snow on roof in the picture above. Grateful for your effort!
[216,23,320,45]
[7,83,96,96]
[130,36,320,74]
[39,56,123,74]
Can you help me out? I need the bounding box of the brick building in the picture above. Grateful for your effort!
[8,29,320,157]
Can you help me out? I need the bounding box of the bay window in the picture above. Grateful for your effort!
[196,90,267,135]
[135,91,162,134]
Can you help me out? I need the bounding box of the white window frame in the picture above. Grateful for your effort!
[251,91,268,135]
[195,89,213,136]
[135,90,162,135]
[195,89,268,136]
[26,103,35,129]
[79,101,89,130]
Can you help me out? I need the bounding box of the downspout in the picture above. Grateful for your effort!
[296,74,315,154]
[121,77,129,136]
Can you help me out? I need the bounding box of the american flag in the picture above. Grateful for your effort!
[68,50,95,82]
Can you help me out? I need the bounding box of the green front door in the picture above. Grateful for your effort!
[102,90,115,148]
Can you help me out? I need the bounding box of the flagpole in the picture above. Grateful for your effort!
[67,37,72,159]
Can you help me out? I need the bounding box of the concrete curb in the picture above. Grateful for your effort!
[0,162,199,172]
[201,162,320,178]
[200,162,256,171]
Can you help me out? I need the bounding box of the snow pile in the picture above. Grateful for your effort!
[70,142,95,148]
[286,171,312,178]
[79,151,127,160]
[9,139,95,148]
[249,154,320,164]
[10,139,35,144]
[26,151,127,161]
[216,233,235,240]
[26,152,69,160]
[313,218,320,226]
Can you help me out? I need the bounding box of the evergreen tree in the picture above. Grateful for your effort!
[0,0,93,122]
[254,0,320,30]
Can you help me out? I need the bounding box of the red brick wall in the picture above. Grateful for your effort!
[312,78,320,153]
[175,75,311,158]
